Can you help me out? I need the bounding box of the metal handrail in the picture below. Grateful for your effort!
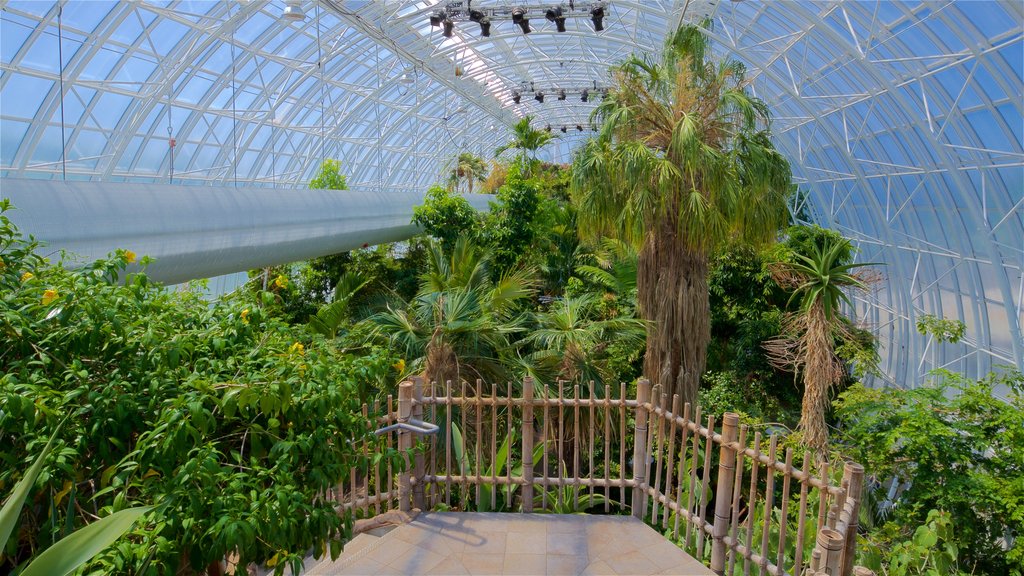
[373,418,439,436]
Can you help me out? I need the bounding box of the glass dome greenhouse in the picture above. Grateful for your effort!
[1,0,1021,390]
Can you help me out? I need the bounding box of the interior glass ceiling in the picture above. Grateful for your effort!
[1,0,1021,389]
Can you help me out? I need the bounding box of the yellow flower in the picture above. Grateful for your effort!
[21,271,34,282]
[289,342,305,356]
[42,289,58,305]
[274,275,288,289]
[240,309,250,323]
[393,358,406,373]
[124,250,137,264]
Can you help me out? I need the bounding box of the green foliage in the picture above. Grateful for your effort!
[494,116,554,175]
[412,185,481,253]
[1,421,150,576]
[783,235,874,321]
[699,371,787,424]
[309,158,349,190]
[363,236,535,387]
[447,152,489,195]
[482,164,541,277]
[836,370,1024,575]
[915,314,966,344]
[861,510,967,576]
[0,202,380,574]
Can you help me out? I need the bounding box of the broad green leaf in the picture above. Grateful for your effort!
[21,507,150,576]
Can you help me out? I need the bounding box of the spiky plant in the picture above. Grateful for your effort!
[764,236,877,452]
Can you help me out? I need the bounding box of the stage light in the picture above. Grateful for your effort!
[576,124,583,131]
[560,125,567,133]
[545,124,552,132]
[512,8,531,33]
[442,19,455,37]
[590,6,604,31]
[581,89,589,102]
[469,9,485,22]
[535,91,545,103]
[479,17,491,36]
[558,89,566,101]
[545,6,566,32]
[430,11,444,26]
[512,91,521,104]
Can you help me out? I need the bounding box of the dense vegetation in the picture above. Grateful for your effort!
[2,21,1020,576]
[0,200,397,574]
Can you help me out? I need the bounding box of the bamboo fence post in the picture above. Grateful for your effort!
[710,412,740,575]
[816,528,845,575]
[631,379,651,520]
[397,381,414,513]
[522,376,535,512]
[841,462,865,576]
[411,377,426,511]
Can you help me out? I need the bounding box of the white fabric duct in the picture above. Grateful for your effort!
[3,179,493,285]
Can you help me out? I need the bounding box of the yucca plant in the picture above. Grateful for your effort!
[764,237,877,452]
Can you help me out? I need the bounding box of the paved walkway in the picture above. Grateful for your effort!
[306,512,713,575]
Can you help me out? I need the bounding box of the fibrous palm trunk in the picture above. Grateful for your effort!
[636,210,708,408]
[799,300,842,452]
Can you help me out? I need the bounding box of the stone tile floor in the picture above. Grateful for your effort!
[306,512,713,575]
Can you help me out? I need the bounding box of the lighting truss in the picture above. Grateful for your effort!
[431,1,608,36]
[510,81,610,104]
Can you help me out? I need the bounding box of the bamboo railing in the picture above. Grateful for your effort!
[332,377,867,576]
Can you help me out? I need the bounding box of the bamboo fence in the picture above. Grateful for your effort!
[331,377,867,576]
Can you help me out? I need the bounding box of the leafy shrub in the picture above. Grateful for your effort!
[836,370,1024,575]
[412,185,480,253]
[0,200,383,574]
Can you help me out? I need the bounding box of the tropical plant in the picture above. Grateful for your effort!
[0,201,381,574]
[309,158,349,190]
[532,477,617,514]
[447,152,489,194]
[412,185,481,254]
[572,21,792,408]
[449,424,545,512]
[481,164,542,277]
[522,294,646,393]
[837,370,1024,574]
[365,236,535,387]
[0,423,151,576]
[308,271,369,339]
[494,116,554,176]
[764,236,876,452]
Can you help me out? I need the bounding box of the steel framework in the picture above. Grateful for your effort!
[0,0,1021,388]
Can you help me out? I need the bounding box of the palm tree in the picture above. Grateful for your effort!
[366,236,535,388]
[523,294,646,393]
[448,152,489,194]
[572,22,791,406]
[764,237,876,452]
[495,116,554,176]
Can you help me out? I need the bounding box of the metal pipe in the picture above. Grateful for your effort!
[3,179,493,285]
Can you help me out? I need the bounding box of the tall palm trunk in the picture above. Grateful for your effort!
[636,209,708,406]
[799,300,841,452]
